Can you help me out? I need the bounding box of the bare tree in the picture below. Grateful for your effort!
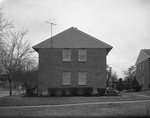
[16,57,38,89]
[0,29,33,96]
[111,71,118,82]
[0,7,13,37]
[123,65,136,81]
[0,6,13,75]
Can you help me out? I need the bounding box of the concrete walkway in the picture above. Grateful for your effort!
[125,92,150,98]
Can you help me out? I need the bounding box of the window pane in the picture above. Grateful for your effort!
[139,77,141,84]
[78,72,87,85]
[142,62,144,70]
[139,63,142,70]
[141,76,144,84]
[78,49,86,61]
[63,72,71,85]
[63,49,71,61]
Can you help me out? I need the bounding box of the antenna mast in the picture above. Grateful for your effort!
[46,21,57,48]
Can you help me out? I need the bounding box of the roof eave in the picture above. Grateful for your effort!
[32,46,39,53]
[106,46,113,54]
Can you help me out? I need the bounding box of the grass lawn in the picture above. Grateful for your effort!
[0,90,150,117]
[0,100,150,117]
[0,92,149,107]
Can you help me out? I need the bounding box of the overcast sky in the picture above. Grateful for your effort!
[1,0,150,78]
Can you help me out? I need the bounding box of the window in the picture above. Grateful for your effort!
[139,77,141,84]
[141,76,144,85]
[78,49,87,61]
[62,72,71,85]
[139,76,144,85]
[78,72,87,85]
[139,64,141,71]
[63,49,71,61]
[142,62,144,70]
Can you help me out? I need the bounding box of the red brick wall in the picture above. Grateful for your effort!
[38,48,107,92]
[136,58,150,90]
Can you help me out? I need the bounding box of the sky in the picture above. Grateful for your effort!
[1,0,150,78]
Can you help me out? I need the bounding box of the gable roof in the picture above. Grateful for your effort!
[135,49,150,65]
[143,49,150,57]
[33,27,113,53]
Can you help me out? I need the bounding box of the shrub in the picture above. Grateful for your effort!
[71,87,77,95]
[97,88,105,96]
[48,87,93,96]
[116,83,125,92]
[116,78,125,92]
[48,88,55,95]
[55,90,63,96]
[84,88,93,96]
[64,89,72,96]
[26,88,32,95]
[26,86,38,96]
[72,87,93,96]
[48,90,52,96]
[125,82,132,91]
[77,88,85,96]
[131,78,142,92]
[105,89,119,96]
[132,78,139,86]
[133,85,142,92]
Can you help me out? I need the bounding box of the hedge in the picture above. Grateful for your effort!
[133,85,142,92]
[97,88,106,96]
[48,87,93,96]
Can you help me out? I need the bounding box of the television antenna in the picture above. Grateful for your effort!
[45,21,57,38]
[45,20,57,48]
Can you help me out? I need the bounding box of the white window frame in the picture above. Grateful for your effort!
[78,72,87,85]
[62,72,71,85]
[63,49,71,61]
[78,49,87,61]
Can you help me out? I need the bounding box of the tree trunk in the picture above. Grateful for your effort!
[8,77,12,96]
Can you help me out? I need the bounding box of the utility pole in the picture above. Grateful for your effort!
[46,21,57,48]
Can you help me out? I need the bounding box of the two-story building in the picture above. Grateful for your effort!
[33,27,112,95]
[135,49,150,90]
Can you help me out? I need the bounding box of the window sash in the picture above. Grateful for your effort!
[78,49,86,61]
[141,76,144,84]
[63,49,71,61]
[142,62,144,70]
[78,72,87,85]
[139,76,144,85]
[139,64,141,70]
[63,72,71,85]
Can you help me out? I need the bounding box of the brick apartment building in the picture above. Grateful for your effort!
[33,27,112,95]
[135,49,150,90]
